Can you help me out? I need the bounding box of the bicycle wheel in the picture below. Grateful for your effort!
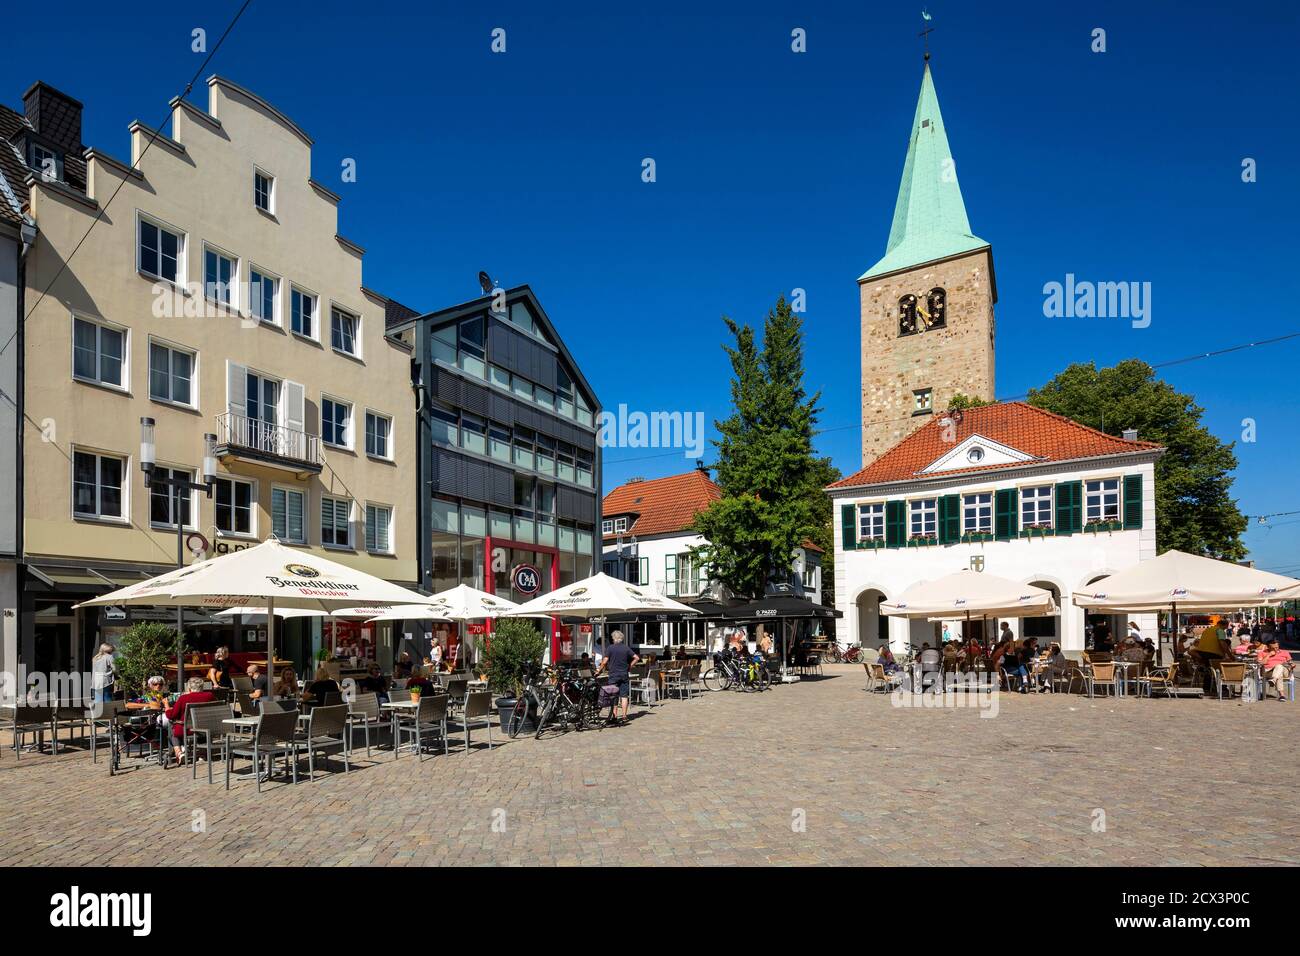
[757,667,772,691]
[831,647,844,663]
[534,695,556,739]
[702,667,728,692]
[507,695,529,738]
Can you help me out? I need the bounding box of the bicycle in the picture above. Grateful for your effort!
[703,652,770,692]
[507,663,551,738]
[830,644,863,664]
[534,665,600,738]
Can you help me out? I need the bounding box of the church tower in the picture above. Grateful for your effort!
[859,59,996,466]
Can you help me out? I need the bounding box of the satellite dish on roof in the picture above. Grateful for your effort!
[478,271,494,295]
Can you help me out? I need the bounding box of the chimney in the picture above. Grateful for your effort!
[1121,428,1138,441]
[23,82,83,153]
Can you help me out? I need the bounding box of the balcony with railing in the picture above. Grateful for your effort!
[215,411,324,475]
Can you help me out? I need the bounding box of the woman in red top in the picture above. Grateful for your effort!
[164,677,217,765]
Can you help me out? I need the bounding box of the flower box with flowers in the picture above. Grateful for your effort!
[1084,519,1124,534]
[1019,523,1054,538]
[961,531,994,543]
[858,537,887,550]
[907,534,938,547]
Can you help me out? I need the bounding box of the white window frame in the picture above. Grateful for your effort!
[136,211,186,285]
[858,501,885,541]
[202,242,239,309]
[1085,476,1121,523]
[364,409,392,460]
[321,394,353,450]
[71,313,129,392]
[147,335,198,409]
[271,484,307,545]
[253,166,275,215]
[330,304,361,358]
[321,495,353,550]
[909,498,937,537]
[601,519,613,535]
[365,501,394,555]
[30,142,61,182]
[71,448,128,523]
[613,516,628,533]
[913,388,933,413]
[962,491,993,533]
[213,475,257,539]
[148,464,197,530]
[290,285,318,341]
[1020,484,1054,529]
[248,264,280,325]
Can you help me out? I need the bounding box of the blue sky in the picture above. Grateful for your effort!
[5,0,1298,572]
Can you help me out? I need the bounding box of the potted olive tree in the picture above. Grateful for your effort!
[478,619,547,730]
[114,622,186,699]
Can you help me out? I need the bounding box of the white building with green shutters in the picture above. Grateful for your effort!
[826,402,1164,653]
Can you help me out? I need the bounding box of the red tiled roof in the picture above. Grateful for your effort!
[602,470,721,538]
[828,401,1163,489]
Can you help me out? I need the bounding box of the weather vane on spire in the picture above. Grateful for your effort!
[919,9,934,61]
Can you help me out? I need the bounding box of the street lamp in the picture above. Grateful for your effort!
[140,417,219,690]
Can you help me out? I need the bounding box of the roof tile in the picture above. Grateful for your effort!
[828,401,1163,489]
[602,470,720,538]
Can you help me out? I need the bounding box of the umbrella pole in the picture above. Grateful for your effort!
[267,597,276,702]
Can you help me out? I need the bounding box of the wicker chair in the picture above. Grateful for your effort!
[1213,661,1247,700]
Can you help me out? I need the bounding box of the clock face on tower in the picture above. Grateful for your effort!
[898,287,947,336]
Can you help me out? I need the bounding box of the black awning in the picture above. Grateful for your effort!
[724,595,843,621]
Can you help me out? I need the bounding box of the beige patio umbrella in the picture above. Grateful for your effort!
[1072,550,1300,612]
[505,572,697,659]
[882,571,1057,652]
[76,538,431,699]
[213,606,333,622]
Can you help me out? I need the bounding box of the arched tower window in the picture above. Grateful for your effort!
[924,288,947,330]
[898,294,917,336]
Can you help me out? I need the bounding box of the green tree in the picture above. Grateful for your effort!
[113,622,185,698]
[1028,360,1247,559]
[477,618,547,698]
[694,296,835,597]
[947,392,992,411]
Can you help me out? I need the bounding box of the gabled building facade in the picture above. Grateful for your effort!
[828,402,1164,653]
[15,77,417,677]
[388,285,601,663]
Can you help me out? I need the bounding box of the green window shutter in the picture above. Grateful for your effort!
[939,494,960,543]
[885,501,906,548]
[665,554,677,595]
[1123,474,1143,529]
[1055,481,1081,535]
[995,488,1018,540]
[841,503,857,551]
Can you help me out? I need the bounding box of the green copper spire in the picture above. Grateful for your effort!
[861,62,987,281]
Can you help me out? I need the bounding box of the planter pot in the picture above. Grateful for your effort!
[495,696,517,730]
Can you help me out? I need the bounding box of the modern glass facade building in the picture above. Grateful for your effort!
[390,286,601,661]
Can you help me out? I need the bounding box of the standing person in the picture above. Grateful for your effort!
[207,645,234,689]
[431,641,443,672]
[597,630,640,724]
[999,621,1013,645]
[91,643,116,705]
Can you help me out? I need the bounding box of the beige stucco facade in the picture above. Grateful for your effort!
[22,76,416,584]
[858,248,996,465]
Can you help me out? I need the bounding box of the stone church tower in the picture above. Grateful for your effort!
[859,60,996,466]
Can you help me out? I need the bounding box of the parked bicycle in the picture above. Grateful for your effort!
[506,662,551,739]
[534,664,602,738]
[703,651,771,692]
[829,644,864,664]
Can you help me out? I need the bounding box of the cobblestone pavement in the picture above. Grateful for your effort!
[2,665,1297,866]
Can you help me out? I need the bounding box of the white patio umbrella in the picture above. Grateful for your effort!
[213,606,333,622]
[505,572,697,659]
[882,571,1057,651]
[363,585,537,669]
[75,538,432,699]
[1072,550,1300,612]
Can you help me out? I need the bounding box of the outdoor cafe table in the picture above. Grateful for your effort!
[1113,660,1141,697]
[380,700,420,749]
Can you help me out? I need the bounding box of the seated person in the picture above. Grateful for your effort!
[1045,643,1069,675]
[143,674,169,706]
[358,664,389,698]
[404,667,436,695]
[273,666,299,699]
[1233,635,1258,657]
[1257,638,1294,699]
[246,664,269,700]
[1119,637,1147,664]
[300,666,342,706]
[918,642,941,667]
[164,676,217,765]
[393,653,415,680]
[942,641,959,664]
[207,646,234,689]
[877,645,899,674]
